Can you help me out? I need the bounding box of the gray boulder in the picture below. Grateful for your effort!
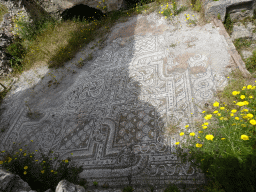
[203,0,256,23]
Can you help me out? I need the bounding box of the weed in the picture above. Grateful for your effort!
[224,13,233,35]
[217,13,221,20]
[123,186,134,192]
[245,50,256,73]
[93,181,98,187]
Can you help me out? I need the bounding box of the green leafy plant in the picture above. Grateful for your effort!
[194,0,201,12]
[224,13,233,34]
[172,82,256,192]
[123,185,134,192]
[93,181,98,187]
[217,13,221,20]
[245,50,256,73]
[5,36,27,67]
[0,142,87,192]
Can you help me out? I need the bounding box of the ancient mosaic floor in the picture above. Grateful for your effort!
[0,10,232,187]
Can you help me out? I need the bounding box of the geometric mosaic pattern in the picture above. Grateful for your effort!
[0,13,229,187]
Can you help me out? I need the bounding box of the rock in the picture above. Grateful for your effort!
[19,0,126,23]
[203,0,256,23]
[241,49,253,59]
[231,23,252,41]
[0,168,85,192]
[56,180,85,192]
[0,168,33,192]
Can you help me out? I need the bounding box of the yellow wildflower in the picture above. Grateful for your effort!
[204,114,212,120]
[236,102,246,106]
[247,114,254,119]
[205,135,214,141]
[175,142,180,145]
[213,101,219,107]
[250,119,256,125]
[220,107,225,110]
[24,166,28,170]
[241,135,249,140]
[231,109,237,113]
[240,95,245,99]
[180,132,184,136]
[190,132,195,136]
[232,91,240,95]
[235,117,239,120]
[196,143,203,147]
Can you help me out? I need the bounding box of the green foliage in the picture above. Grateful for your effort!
[0,143,87,192]
[217,13,221,20]
[123,186,134,192]
[224,13,233,34]
[245,50,256,73]
[172,82,256,192]
[93,181,98,187]
[5,36,27,68]
[194,0,201,12]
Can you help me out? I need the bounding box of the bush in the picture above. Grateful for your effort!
[0,142,87,192]
[5,36,27,68]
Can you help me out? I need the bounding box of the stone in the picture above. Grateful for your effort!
[0,168,35,192]
[0,168,85,192]
[56,180,85,192]
[231,23,253,41]
[20,0,126,23]
[241,49,253,59]
[203,0,256,23]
